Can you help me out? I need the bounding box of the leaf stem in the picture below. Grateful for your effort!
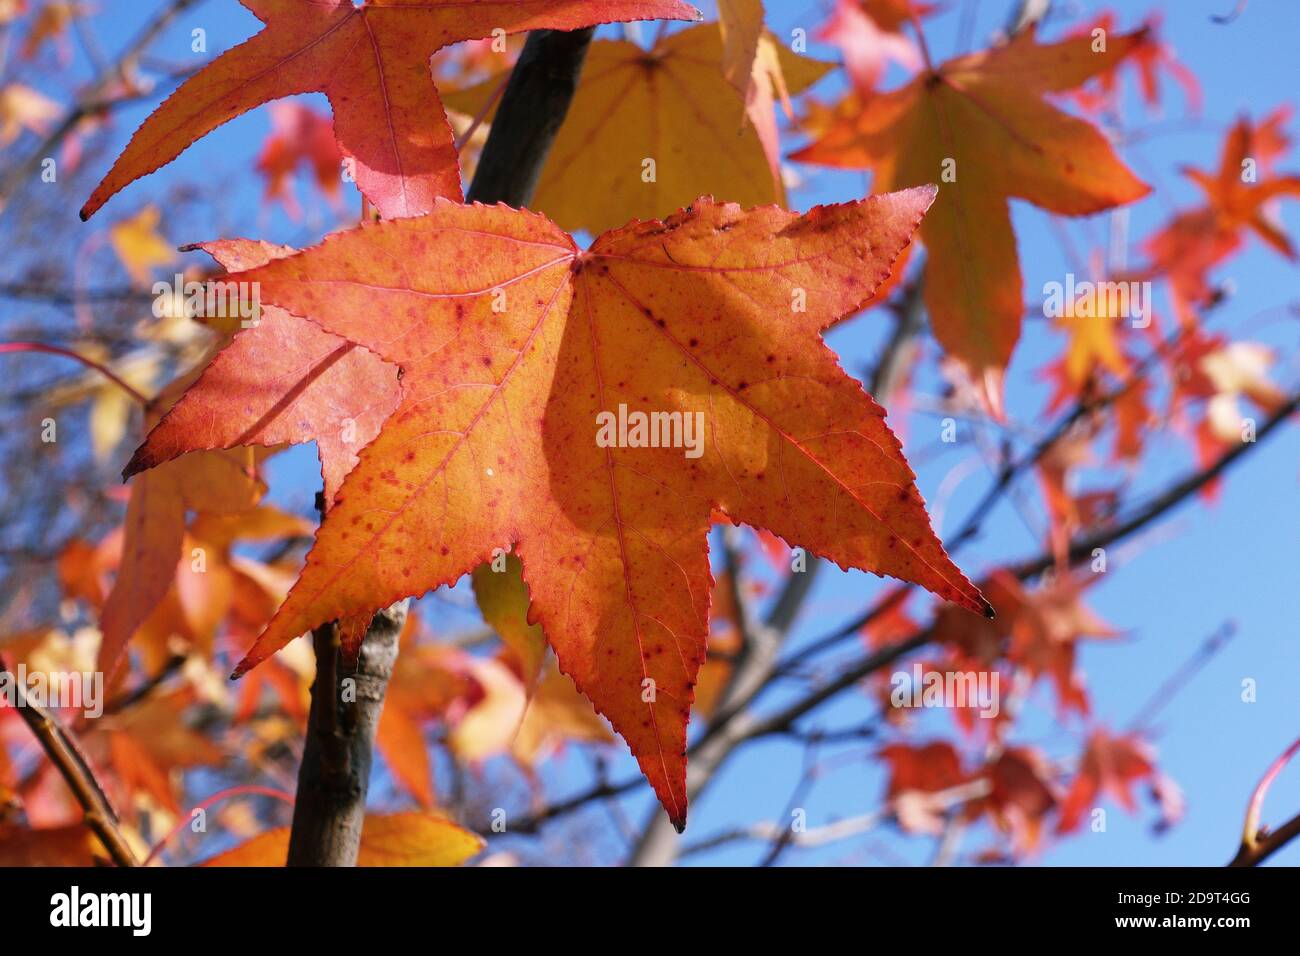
[908,10,935,74]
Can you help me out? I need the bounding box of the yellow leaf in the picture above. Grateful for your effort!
[718,0,765,95]
[471,553,546,691]
[109,205,176,286]
[0,82,60,146]
[443,23,831,234]
[201,812,483,866]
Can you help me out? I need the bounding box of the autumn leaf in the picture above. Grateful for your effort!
[973,746,1058,852]
[446,654,611,767]
[376,617,482,807]
[138,192,987,828]
[472,552,547,691]
[794,26,1151,410]
[0,81,60,146]
[255,102,345,219]
[20,1,84,62]
[1057,728,1159,833]
[715,1,812,191]
[1141,109,1300,322]
[80,0,703,222]
[1189,338,1287,494]
[879,740,967,834]
[511,659,614,765]
[1006,572,1118,717]
[108,205,177,287]
[445,22,832,234]
[0,824,103,867]
[125,239,401,506]
[0,0,25,27]
[717,0,764,98]
[103,689,226,815]
[201,811,483,866]
[880,740,965,797]
[1071,12,1201,116]
[446,656,529,763]
[101,372,266,678]
[816,0,924,93]
[1044,277,1132,406]
[42,345,160,462]
[1183,111,1300,257]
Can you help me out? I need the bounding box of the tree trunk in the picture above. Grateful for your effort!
[286,603,407,866]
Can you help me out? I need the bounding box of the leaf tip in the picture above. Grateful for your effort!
[121,448,147,482]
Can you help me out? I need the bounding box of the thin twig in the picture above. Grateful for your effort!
[0,341,150,405]
[0,652,138,866]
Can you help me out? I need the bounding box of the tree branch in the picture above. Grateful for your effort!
[0,652,137,867]
[285,602,407,866]
[1228,736,1300,867]
[465,27,595,206]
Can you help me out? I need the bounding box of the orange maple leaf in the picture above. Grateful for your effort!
[1071,11,1201,115]
[255,102,345,220]
[135,192,987,828]
[1142,109,1300,323]
[793,26,1151,411]
[971,746,1058,853]
[80,0,702,221]
[1057,727,1159,833]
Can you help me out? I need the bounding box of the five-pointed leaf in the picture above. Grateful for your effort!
[140,192,987,829]
[794,26,1151,410]
[80,0,702,221]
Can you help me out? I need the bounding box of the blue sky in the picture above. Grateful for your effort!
[31,0,1299,866]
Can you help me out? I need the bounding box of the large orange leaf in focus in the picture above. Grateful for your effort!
[793,26,1151,410]
[144,192,986,829]
[80,0,702,221]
